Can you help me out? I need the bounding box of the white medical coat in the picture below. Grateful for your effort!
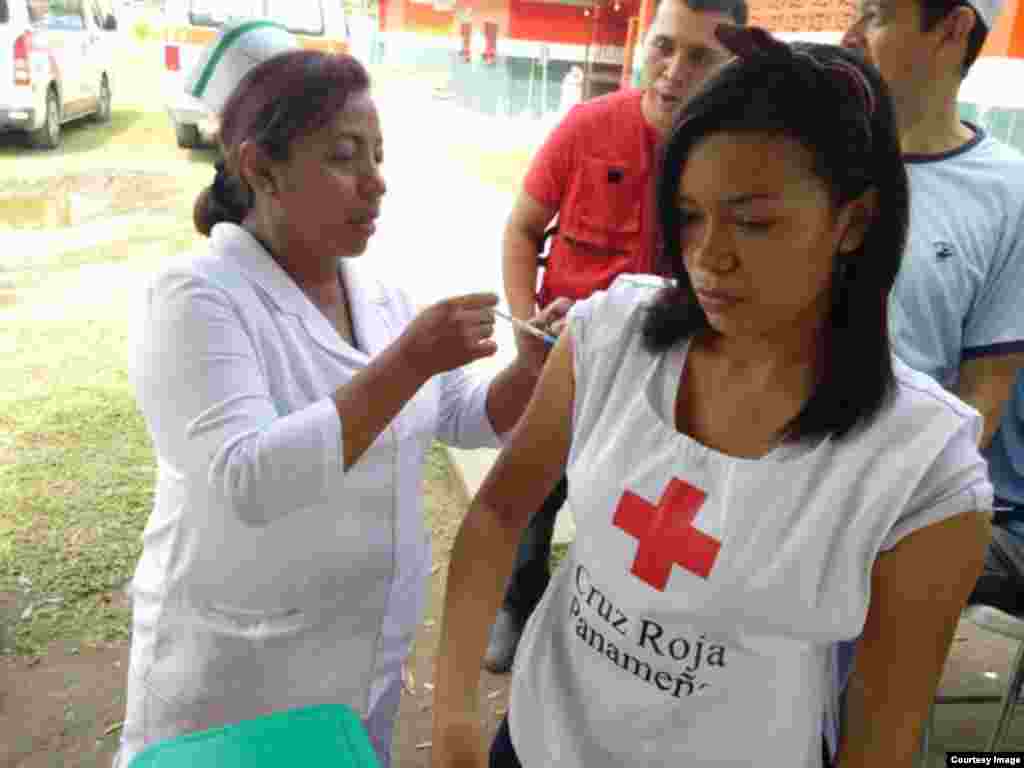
[117,223,501,763]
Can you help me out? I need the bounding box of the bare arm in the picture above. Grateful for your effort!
[501,191,559,320]
[956,352,1024,449]
[836,510,990,768]
[335,293,499,469]
[482,298,573,435]
[432,332,575,765]
[332,338,432,469]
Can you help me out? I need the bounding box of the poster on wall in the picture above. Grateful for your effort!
[750,0,857,32]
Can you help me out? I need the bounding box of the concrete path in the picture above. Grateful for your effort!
[371,87,576,543]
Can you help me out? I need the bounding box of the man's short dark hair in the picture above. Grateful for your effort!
[674,0,749,26]
[920,0,988,76]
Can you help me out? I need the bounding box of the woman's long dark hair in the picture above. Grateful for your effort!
[643,36,908,442]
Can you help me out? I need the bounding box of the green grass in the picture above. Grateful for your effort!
[0,227,457,656]
[0,39,209,654]
[0,219,464,656]
[0,386,155,653]
[0,107,218,182]
[0,231,200,655]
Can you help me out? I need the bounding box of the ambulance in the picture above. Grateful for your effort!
[161,0,350,147]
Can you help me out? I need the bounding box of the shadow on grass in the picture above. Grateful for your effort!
[0,107,219,167]
[0,108,150,157]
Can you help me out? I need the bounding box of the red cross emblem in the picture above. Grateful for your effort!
[613,478,721,590]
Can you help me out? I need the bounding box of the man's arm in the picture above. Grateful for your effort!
[956,352,1024,448]
[501,191,559,321]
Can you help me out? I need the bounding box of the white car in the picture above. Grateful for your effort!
[0,0,116,148]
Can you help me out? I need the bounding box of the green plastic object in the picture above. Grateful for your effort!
[126,704,380,768]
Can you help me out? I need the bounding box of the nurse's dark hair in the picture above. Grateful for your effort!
[193,51,370,236]
[643,31,908,442]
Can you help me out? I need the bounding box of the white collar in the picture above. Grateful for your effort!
[210,223,392,360]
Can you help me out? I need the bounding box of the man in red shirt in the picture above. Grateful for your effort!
[485,0,749,673]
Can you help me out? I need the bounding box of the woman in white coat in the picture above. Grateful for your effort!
[114,50,569,768]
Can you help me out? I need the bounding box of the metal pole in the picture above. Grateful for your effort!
[541,50,548,115]
[527,56,535,117]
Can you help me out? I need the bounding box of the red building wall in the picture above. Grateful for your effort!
[508,0,638,45]
[384,0,858,44]
[472,0,512,30]
[380,0,511,36]
[507,0,593,44]
[399,1,457,34]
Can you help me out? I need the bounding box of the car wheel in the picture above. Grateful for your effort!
[30,88,61,150]
[93,77,112,123]
[174,121,201,149]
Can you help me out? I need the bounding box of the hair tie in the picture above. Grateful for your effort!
[212,160,231,202]
[209,159,251,221]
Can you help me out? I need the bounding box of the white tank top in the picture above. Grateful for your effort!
[508,276,992,767]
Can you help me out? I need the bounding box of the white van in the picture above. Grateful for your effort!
[0,0,116,148]
[162,0,350,147]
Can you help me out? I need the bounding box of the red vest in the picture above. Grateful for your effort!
[527,89,660,308]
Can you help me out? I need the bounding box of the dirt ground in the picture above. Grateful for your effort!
[0,456,511,768]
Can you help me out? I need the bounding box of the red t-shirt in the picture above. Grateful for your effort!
[524,88,661,307]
